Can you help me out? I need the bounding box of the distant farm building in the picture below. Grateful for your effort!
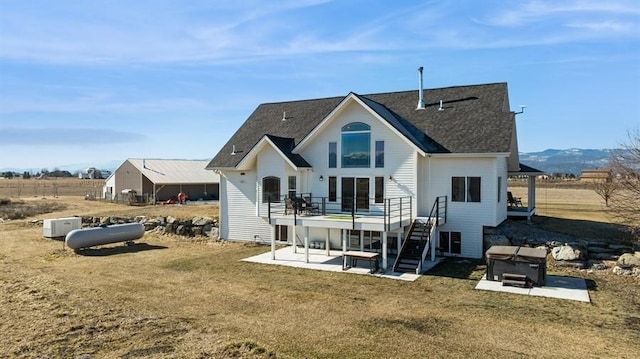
[580,169,611,183]
[103,159,219,203]
[79,167,104,179]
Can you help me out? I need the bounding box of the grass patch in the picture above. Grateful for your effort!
[1,191,639,358]
[0,198,67,220]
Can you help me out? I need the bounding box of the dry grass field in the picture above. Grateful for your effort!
[0,178,104,198]
[1,186,639,358]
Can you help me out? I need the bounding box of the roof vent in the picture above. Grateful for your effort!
[230,145,237,156]
[438,100,444,111]
[282,111,287,121]
[416,66,426,110]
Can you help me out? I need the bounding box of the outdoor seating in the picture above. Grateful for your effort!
[507,191,523,207]
[285,197,295,215]
[303,196,320,215]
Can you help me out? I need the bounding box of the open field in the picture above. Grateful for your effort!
[0,178,104,198]
[1,193,639,358]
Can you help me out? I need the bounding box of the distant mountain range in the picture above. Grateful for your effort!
[519,148,612,175]
[1,149,612,176]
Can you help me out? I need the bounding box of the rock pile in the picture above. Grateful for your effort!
[487,220,639,277]
[80,215,219,239]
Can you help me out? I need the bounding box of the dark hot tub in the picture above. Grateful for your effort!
[486,245,547,286]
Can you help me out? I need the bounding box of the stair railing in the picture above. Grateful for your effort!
[416,196,448,273]
[392,221,417,272]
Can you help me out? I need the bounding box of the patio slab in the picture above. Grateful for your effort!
[475,274,590,302]
[241,246,443,281]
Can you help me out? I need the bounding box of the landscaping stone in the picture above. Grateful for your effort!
[612,266,640,276]
[588,261,608,271]
[554,260,586,269]
[192,216,214,226]
[167,216,178,224]
[552,244,585,261]
[617,253,640,269]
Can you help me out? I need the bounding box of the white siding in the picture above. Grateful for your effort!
[495,157,508,222]
[300,101,417,212]
[427,156,500,259]
[256,145,288,218]
[221,170,272,242]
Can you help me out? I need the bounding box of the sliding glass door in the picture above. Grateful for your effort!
[341,177,369,212]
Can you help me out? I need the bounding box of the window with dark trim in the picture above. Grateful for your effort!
[497,176,502,202]
[288,176,296,199]
[341,122,370,168]
[329,142,337,168]
[468,177,481,202]
[452,176,481,202]
[328,176,337,202]
[439,231,462,255]
[262,176,280,203]
[452,177,466,202]
[375,176,384,203]
[375,140,384,168]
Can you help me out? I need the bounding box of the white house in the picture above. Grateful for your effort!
[206,70,539,273]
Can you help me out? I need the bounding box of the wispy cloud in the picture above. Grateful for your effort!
[0,94,213,114]
[478,0,640,27]
[0,128,143,146]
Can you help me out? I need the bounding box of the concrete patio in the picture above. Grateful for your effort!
[241,246,444,281]
[475,274,591,302]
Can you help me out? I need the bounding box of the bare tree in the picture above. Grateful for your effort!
[593,172,617,206]
[608,129,640,234]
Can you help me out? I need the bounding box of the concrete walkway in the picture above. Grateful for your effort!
[241,246,443,281]
[475,274,590,302]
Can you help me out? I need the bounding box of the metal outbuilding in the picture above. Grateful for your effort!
[102,159,219,203]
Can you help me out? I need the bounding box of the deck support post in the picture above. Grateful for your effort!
[396,229,402,255]
[325,228,330,256]
[360,231,364,252]
[271,225,276,260]
[292,225,297,253]
[382,232,388,270]
[342,230,347,269]
[304,227,309,263]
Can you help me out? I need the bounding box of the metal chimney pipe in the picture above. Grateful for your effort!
[417,66,425,110]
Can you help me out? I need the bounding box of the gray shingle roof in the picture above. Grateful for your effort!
[127,159,219,184]
[206,83,514,169]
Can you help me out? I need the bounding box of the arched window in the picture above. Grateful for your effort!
[262,176,281,203]
[341,122,370,168]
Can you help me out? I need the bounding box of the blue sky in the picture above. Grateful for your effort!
[1,0,639,170]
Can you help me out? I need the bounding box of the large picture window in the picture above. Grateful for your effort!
[262,176,280,203]
[452,176,481,202]
[341,122,370,168]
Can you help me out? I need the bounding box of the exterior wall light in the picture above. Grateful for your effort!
[319,175,324,181]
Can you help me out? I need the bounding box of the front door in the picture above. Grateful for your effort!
[341,177,370,212]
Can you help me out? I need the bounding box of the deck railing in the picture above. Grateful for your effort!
[267,194,413,230]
